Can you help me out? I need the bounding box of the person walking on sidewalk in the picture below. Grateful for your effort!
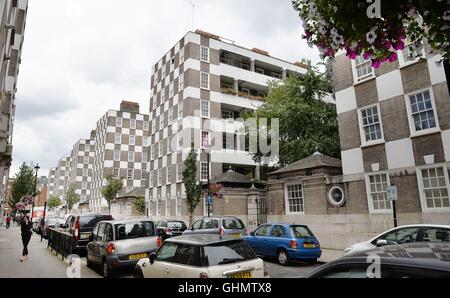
[6,215,11,229]
[20,215,33,262]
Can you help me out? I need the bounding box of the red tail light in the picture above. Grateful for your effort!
[290,240,298,249]
[157,236,162,247]
[74,220,80,241]
[106,242,116,254]
[199,272,209,278]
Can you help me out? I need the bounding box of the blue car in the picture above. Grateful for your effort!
[243,223,322,265]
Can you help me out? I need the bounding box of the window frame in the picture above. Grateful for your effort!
[200,130,210,149]
[113,150,121,161]
[200,100,210,118]
[416,164,450,212]
[128,151,134,162]
[200,161,209,182]
[129,135,136,146]
[130,119,136,129]
[176,163,183,183]
[351,55,375,84]
[398,38,426,68]
[200,46,210,63]
[365,171,392,214]
[284,182,305,215]
[200,72,210,90]
[166,165,172,185]
[404,88,440,137]
[357,103,385,147]
[115,133,122,144]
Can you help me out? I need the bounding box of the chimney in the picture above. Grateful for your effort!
[120,101,140,113]
[90,130,96,140]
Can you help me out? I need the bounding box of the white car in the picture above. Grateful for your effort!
[134,234,269,278]
[343,224,450,257]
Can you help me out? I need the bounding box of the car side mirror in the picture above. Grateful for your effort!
[376,239,388,247]
[149,252,157,265]
[250,232,255,236]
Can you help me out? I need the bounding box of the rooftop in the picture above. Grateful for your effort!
[271,151,342,174]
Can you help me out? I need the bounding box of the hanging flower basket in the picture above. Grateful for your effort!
[15,202,25,211]
[21,195,35,205]
[208,183,224,199]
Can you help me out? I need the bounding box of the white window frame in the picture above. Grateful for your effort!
[159,141,164,157]
[179,48,185,64]
[176,196,182,216]
[177,134,183,151]
[151,119,156,134]
[82,168,88,177]
[222,110,234,119]
[167,136,172,154]
[240,88,250,95]
[128,151,134,162]
[113,168,120,179]
[158,169,162,186]
[115,133,122,144]
[404,88,440,137]
[284,182,305,215]
[416,164,450,212]
[200,162,209,182]
[255,67,265,75]
[176,163,183,182]
[168,108,174,124]
[200,130,210,149]
[116,117,122,127]
[127,169,133,180]
[130,119,136,129]
[166,165,172,185]
[179,74,184,92]
[201,100,210,118]
[200,46,210,63]
[398,38,426,68]
[169,82,174,98]
[143,136,149,147]
[142,151,148,163]
[143,121,149,131]
[351,55,375,84]
[129,135,136,146]
[84,156,90,164]
[200,72,210,90]
[357,104,385,147]
[365,171,392,214]
[149,171,154,188]
[113,150,120,161]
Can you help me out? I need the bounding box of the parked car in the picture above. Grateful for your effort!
[86,219,160,277]
[156,220,188,240]
[182,216,246,238]
[343,224,450,257]
[41,217,60,239]
[307,242,450,278]
[134,234,269,278]
[62,213,114,253]
[244,223,321,265]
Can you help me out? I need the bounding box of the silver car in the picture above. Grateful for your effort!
[182,216,246,238]
[86,219,160,277]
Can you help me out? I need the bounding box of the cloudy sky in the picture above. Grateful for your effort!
[11,0,320,177]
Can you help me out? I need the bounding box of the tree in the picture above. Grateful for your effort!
[10,163,36,210]
[244,66,340,167]
[101,175,124,214]
[292,0,450,68]
[133,196,146,215]
[182,147,202,226]
[47,196,62,211]
[65,184,80,213]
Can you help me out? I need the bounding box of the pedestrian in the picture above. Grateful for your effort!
[6,215,11,229]
[20,215,33,262]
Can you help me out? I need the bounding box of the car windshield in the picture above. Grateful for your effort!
[168,222,186,229]
[203,240,256,266]
[290,226,314,238]
[114,221,155,240]
[80,215,112,228]
[222,218,245,230]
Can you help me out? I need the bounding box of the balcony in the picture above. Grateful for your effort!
[220,76,267,102]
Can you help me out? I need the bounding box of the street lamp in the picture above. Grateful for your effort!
[31,164,40,223]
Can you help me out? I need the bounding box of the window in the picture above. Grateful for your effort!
[177,163,183,182]
[177,134,183,150]
[223,133,235,150]
[200,46,209,62]
[130,119,136,129]
[201,130,210,148]
[160,115,165,130]
[116,117,122,127]
[152,98,157,110]
[142,151,148,163]
[159,141,164,157]
[143,137,149,146]
[179,74,184,91]
[83,168,88,177]
[270,225,286,237]
[398,38,425,67]
[82,181,87,189]
[222,110,234,119]
[254,225,271,236]
[418,166,450,210]
[168,108,174,124]
[114,150,120,161]
[285,184,304,213]
[201,100,210,118]
[151,144,156,160]
[128,152,134,162]
[178,106,183,119]
[85,144,90,152]
[169,82,174,98]
[127,169,133,180]
[176,197,182,216]
[406,89,439,134]
[200,162,209,181]
[420,227,450,242]
[255,67,264,75]
[151,119,156,134]
[162,67,166,79]
[113,168,120,179]
[200,72,210,90]
[271,72,282,79]
[115,133,122,144]
[353,55,374,83]
[129,135,136,146]
[359,105,383,144]
[240,88,250,95]
[143,121,149,131]
[149,171,154,188]
[377,227,420,244]
[84,156,89,164]
[167,137,172,154]
[366,173,392,213]
[180,48,185,64]
[158,169,162,186]
[167,166,172,184]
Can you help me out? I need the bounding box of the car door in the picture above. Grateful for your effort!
[92,223,105,264]
[268,225,288,258]
[247,225,272,256]
[184,219,203,235]
[376,227,421,245]
[86,223,99,262]
[418,227,450,242]
[200,218,219,234]
[144,242,180,278]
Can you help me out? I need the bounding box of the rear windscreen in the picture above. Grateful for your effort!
[80,215,112,228]
[203,241,256,266]
[290,226,314,238]
[168,222,186,229]
[114,221,155,240]
[222,218,245,230]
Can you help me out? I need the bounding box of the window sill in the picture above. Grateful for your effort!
[368,209,393,214]
[421,207,450,213]
[353,75,376,86]
[285,212,305,216]
[410,128,441,138]
[360,139,385,148]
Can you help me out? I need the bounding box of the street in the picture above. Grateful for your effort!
[0,226,321,278]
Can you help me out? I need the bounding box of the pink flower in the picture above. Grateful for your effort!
[388,52,398,62]
[384,40,392,49]
[371,59,381,69]
[347,49,357,59]
[394,40,405,50]
[363,52,373,60]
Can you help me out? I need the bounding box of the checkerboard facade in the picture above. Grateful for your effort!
[53,157,71,205]
[69,136,95,204]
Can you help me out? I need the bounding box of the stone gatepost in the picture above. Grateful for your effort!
[246,185,260,233]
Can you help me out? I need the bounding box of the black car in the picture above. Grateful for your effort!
[307,242,450,278]
[62,213,113,254]
[155,220,187,240]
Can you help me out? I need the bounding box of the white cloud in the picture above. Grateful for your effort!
[11,0,320,176]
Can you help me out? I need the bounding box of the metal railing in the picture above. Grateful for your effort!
[47,228,73,260]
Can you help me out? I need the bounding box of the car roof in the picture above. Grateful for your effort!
[199,216,241,220]
[165,234,244,246]
[99,218,155,225]
[318,243,450,273]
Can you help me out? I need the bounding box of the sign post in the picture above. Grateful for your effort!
[207,194,212,217]
[386,186,398,228]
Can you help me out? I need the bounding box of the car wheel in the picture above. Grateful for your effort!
[86,254,94,269]
[102,260,113,278]
[133,267,144,279]
[277,249,290,266]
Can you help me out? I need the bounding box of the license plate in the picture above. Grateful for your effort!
[80,233,90,240]
[128,253,148,260]
[228,271,252,278]
[230,233,241,238]
[304,243,315,248]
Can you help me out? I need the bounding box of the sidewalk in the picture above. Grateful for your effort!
[319,248,344,263]
[0,226,99,278]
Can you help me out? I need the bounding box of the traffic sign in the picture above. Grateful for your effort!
[386,186,398,201]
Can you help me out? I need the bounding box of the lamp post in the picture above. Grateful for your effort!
[31,164,40,223]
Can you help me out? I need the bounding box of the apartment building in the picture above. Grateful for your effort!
[46,167,56,200]
[53,157,71,205]
[0,0,28,204]
[68,130,96,204]
[90,101,150,213]
[146,30,309,221]
[332,48,450,233]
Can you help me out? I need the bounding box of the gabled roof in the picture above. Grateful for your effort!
[117,187,145,199]
[211,169,254,184]
[272,152,342,174]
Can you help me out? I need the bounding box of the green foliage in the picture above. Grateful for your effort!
[182,147,202,225]
[133,196,146,215]
[101,175,124,213]
[244,67,340,167]
[47,196,62,211]
[10,163,36,209]
[65,184,80,211]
